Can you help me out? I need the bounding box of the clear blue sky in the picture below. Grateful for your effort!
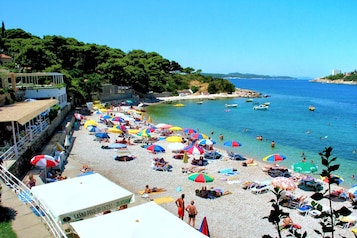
[2,0,357,78]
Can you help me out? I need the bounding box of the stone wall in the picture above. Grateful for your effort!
[8,104,72,179]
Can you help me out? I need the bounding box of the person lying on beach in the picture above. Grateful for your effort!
[144,185,166,193]
[242,159,255,167]
[280,217,301,230]
[80,164,92,173]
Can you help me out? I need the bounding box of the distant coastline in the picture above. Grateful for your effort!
[310,78,357,85]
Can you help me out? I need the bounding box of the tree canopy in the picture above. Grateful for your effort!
[0,25,236,103]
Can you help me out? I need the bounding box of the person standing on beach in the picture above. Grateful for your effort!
[186,200,198,227]
[175,194,185,220]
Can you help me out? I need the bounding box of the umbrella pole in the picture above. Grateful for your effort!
[44,166,47,184]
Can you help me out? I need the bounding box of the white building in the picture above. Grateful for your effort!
[332,69,341,75]
[1,72,68,108]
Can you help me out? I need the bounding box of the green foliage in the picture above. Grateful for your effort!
[263,187,307,238]
[0,221,17,238]
[1,27,237,103]
[310,146,353,237]
[49,104,61,121]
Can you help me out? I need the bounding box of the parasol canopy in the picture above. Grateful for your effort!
[292,162,318,174]
[188,173,214,183]
[263,154,287,162]
[223,140,242,147]
[271,177,296,191]
[184,145,204,155]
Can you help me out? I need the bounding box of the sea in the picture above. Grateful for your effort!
[145,79,357,186]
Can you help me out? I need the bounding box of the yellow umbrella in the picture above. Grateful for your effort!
[108,128,123,134]
[169,126,183,131]
[148,116,152,123]
[84,120,98,128]
[128,129,140,134]
[166,136,183,143]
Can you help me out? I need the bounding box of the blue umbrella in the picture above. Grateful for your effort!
[198,139,216,146]
[101,114,112,119]
[95,132,110,139]
[224,140,242,147]
[146,144,165,153]
[88,126,101,133]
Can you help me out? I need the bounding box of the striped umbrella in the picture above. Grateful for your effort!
[188,173,214,183]
[184,145,204,155]
[223,140,242,147]
[263,154,286,162]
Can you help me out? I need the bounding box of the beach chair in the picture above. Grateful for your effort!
[251,184,270,194]
[296,204,312,216]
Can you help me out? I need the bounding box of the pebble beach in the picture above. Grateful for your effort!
[64,98,356,238]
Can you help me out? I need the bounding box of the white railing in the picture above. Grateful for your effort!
[0,118,51,164]
[0,165,67,238]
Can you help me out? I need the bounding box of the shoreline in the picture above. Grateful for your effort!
[145,88,262,105]
[63,110,354,238]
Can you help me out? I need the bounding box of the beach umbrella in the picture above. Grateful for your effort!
[111,116,124,123]
[87,126,101,133]
[31,155,60,184]
[167,142,185,151]
[223,140,242,147]
[156,123,172,129]
[169,126,183,131]
[199,217,210,237]
[95,132,110,139]
[166,136,183,143]
[263,154,287,162]
[128,129,140,134]
[188,173,214,183]
[184,145,204,155]
[108,127,123,134]
[137,130,151,138]
[100,114,112,120]
[271,177,296,191]
[198,139,216,146]
[146,144,165,153]
[191,133,208,140]
[321,174,344,185]
[183,150,189,164]
[115,125,127,132]
[348,185,357,196]
[147,116,152,123]
[182,128,197,134]
[94,110,102,114]
[84,120,98,128]
[292,162,318,174]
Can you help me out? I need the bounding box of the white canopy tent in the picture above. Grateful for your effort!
[70,202,207,238]
[31,173,134,224]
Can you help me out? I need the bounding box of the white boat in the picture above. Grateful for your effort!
[196,101,203,104]
[253,104,269,110]
[262,102,270,106]
[225,104,238,108]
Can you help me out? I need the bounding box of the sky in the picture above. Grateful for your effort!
[2,0,357,78]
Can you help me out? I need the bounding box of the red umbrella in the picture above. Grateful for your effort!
[31,155,59,167]
[184,145,204,155]
[199,217,210,237]
[31,155,60,184]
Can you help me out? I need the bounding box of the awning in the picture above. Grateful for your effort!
[0,99,58,125]
[31,173,135,224]
[70,202,207,238]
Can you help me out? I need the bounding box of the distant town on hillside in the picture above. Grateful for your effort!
[202,72,295,79]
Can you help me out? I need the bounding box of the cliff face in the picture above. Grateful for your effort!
[310,78,357,85]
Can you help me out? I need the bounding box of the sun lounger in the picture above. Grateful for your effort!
[227,151,246,160]
[251,184,270,194]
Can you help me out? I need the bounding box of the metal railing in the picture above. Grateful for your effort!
[0,165,67,238]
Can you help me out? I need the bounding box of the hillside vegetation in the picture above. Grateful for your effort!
[0,25,235,103]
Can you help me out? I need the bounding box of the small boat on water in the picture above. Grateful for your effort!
[196,101,204,104]
[262,102,270,106]
[225,104,238,108]
[245,99,253,102]
[253,104,269,110]
[173,103,185,107]
[309,106,315,111]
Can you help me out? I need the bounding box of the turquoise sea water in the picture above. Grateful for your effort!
[146,79,357,186]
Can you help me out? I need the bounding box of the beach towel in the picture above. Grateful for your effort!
[138,190,165,195]
[18,190,33,203]
[153,196,174,204]
[30,206,45,217]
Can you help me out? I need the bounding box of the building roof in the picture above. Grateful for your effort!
[0,54,12,59]
[0,99,58,125]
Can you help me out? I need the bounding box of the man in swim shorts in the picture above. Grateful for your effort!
[175,194,185,220]
[186,200,198,227]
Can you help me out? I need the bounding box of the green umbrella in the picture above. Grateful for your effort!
[292,162,318,174]
[188,173,214,183]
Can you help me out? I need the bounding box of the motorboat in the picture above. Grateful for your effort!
[196,101,204,104]
[253,104,269,110]
[225,103,238,108]
[262,102,270,106]
[309,106,315,111]
[245,99,253,102]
